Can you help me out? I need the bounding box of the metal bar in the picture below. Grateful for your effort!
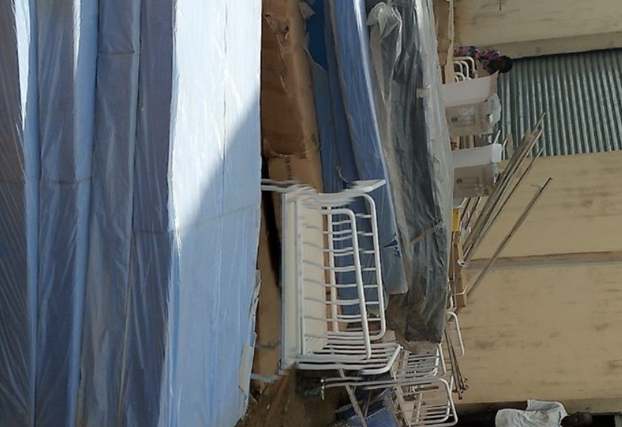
[467,133,534,249]
[463,146,544,263]
[469,250,622,270]
[464,121,544,254]
[342,370,369,427]
[461,197,482,235]
[464,178,553,303]
[445,328,465,399]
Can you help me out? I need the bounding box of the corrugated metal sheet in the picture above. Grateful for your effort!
[498,49,622,156]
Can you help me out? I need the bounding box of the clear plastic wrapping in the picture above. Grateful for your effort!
[368,0,454,347]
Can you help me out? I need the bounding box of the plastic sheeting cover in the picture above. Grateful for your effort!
[0,1,261,426]
[305,0,407,305]
[305,0,453,345]
[368,0,454,347]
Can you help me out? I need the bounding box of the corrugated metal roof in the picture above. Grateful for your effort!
[498,49,622,156]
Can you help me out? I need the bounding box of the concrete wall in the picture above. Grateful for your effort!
[454,0,622,57]
[474,151,622,260]
[460,152,622,411]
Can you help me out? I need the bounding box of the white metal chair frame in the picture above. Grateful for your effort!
[324,310,465,389]
[262,179,466,427]
[392,378,458,427]
[320,311,465,427]
[262,179,399,375]
[453,56,478,82]
[323,346,445,389]
[323,347,457,427]
[442,311,465,359]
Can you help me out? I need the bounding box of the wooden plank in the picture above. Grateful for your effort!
[469,250,622,270]
[434,0,455,83]
[455,292,468,309]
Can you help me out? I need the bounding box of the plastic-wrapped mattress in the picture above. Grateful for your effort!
[307,0,408,304]
[305,0,453,347]
[368,0,454,348]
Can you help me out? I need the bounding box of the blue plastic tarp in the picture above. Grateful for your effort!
[0,1,261,426]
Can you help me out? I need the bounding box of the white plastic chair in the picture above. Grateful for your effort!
[322,346,445,389]
[321,346,457,427]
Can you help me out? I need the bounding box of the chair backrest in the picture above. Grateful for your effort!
[394,378,458,427]
[263,179,392,369]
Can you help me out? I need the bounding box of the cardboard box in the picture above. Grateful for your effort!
[452,143,504,169]
[442,73,498,108]
[446,102,494,136]
[252,205,282,380]
[453,163,498,199]
[261,0,319,157]
[267,149,323,233]
[266,151,323,190]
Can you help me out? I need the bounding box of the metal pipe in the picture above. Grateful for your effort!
[464,178,553,304]
[464,124,544,253]
[464,146,545,263]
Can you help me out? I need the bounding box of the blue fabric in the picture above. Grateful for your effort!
[337,389,400,427]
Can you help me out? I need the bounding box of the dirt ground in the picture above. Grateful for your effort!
[236,372,346,427]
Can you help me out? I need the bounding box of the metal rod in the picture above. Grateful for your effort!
[492,130,502,146]
[460,198,473,223]
[470,122,543,241]
[340,368,369,427]
[461,197,481,233]
[464,178,553,303]
[488,146,544,228]
[464,146,545,263]
[467,133,534,244]
[445,328,466,398]
[464,124,544,253]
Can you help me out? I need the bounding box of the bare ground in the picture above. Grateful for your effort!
[236,372,347,427]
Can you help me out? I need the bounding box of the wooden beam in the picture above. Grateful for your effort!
[468,250,622,270]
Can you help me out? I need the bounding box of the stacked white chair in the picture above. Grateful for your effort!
[262,179,401,376]
[263,179,467,427]
[453,56,478,82]
[321,313,464,427]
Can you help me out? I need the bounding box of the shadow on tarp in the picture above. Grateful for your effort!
[0,0,262,426]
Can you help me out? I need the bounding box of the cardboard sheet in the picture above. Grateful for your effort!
[262,0,320,157]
